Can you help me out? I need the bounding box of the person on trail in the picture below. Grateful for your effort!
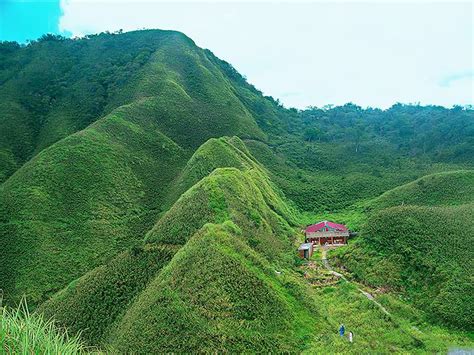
[339,324,345,337]
[349,331,353,343]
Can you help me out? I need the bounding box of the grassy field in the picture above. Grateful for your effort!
[305,275,474,353]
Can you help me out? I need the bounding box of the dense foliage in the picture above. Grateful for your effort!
[248,103,473,212]
[40,141,311,352]
[300,104,473,162]
[334,171,474,329]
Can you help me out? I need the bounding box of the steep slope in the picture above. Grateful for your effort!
[164,136,259,205]
[38,244,177,346]
[40,145,314,352]
[0,30,266,183]
[0,31,174,180]
[146,167,297,261]
[112,223,313,353]
[0,30,271,305]
[334,171,474,329]
[0,109,187,304]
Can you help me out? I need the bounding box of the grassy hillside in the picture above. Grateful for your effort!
[112,223,314,353]
[333,171,474,329]
[366,170,474,210]
[40,244,177,346]
[0,31,265,182]
[1,29,473,351]
[0,31,177,180]
[40,147,312,352]
[0,109,187,305]
[163,136,259,207]
[0,30,270,305]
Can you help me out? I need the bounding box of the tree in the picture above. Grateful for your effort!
[304,127,323,142]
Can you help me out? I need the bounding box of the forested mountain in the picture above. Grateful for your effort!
[0,30,472,353]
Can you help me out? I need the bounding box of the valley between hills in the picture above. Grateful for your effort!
[0,30,473,353]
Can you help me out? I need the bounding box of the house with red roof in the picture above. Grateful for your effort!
[305,221,349,245]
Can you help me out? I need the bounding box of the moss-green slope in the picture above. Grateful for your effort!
[0,107,187,305]
[0,30,269,305]
[367,170,474,211]
[0,31,179,180]
[146,167,297,261]
[39,244,177,346]
[0,30,265,183]
[40,146,312,352]
[111,223,315,353]
[336,171,474,329]
[165,136,258,204]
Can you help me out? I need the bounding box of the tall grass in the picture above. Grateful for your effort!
[0,298,91,354]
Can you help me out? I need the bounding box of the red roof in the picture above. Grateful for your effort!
[305,221,348,233]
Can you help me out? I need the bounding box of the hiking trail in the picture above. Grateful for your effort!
[321,246,391,316]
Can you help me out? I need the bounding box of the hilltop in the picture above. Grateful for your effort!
[0,29,278,304]
[367,170,474,210]
[40,139,313,352]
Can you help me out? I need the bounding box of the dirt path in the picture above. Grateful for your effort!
[321,246,390,316]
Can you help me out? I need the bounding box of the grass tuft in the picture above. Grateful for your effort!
[1,299,93,354]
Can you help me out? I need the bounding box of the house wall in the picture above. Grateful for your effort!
[308,236,347,245]
[306,231,349,238]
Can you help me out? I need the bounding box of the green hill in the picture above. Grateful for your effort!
[334,171,474,329]
[112,223,313,353]
[39,244,177,346]
[0,31,266,183]
[40,149,312,352]
[1,29,473,351]
[0,108,187,304]
[163,136,260,208]
[366,170,474,211]
[0,30,271,305]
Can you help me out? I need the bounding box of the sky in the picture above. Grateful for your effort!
[0,0,472,109]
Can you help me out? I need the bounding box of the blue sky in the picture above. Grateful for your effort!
[0,0,63,42]
[0,0,472,109]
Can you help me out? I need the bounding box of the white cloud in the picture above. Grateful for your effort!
[59,1,473,108]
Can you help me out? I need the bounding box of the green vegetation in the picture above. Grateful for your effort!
[40,145,310,351]
[306,281,473,353]
[111,223,315,353]
[0,29,268,305]
[0,109,187,305]
[366,170,474,211]
[1,29,473,352]
[1,301,91,354]
[333,171,474,329]
[147,166,298,260]
[39,245,177,346]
